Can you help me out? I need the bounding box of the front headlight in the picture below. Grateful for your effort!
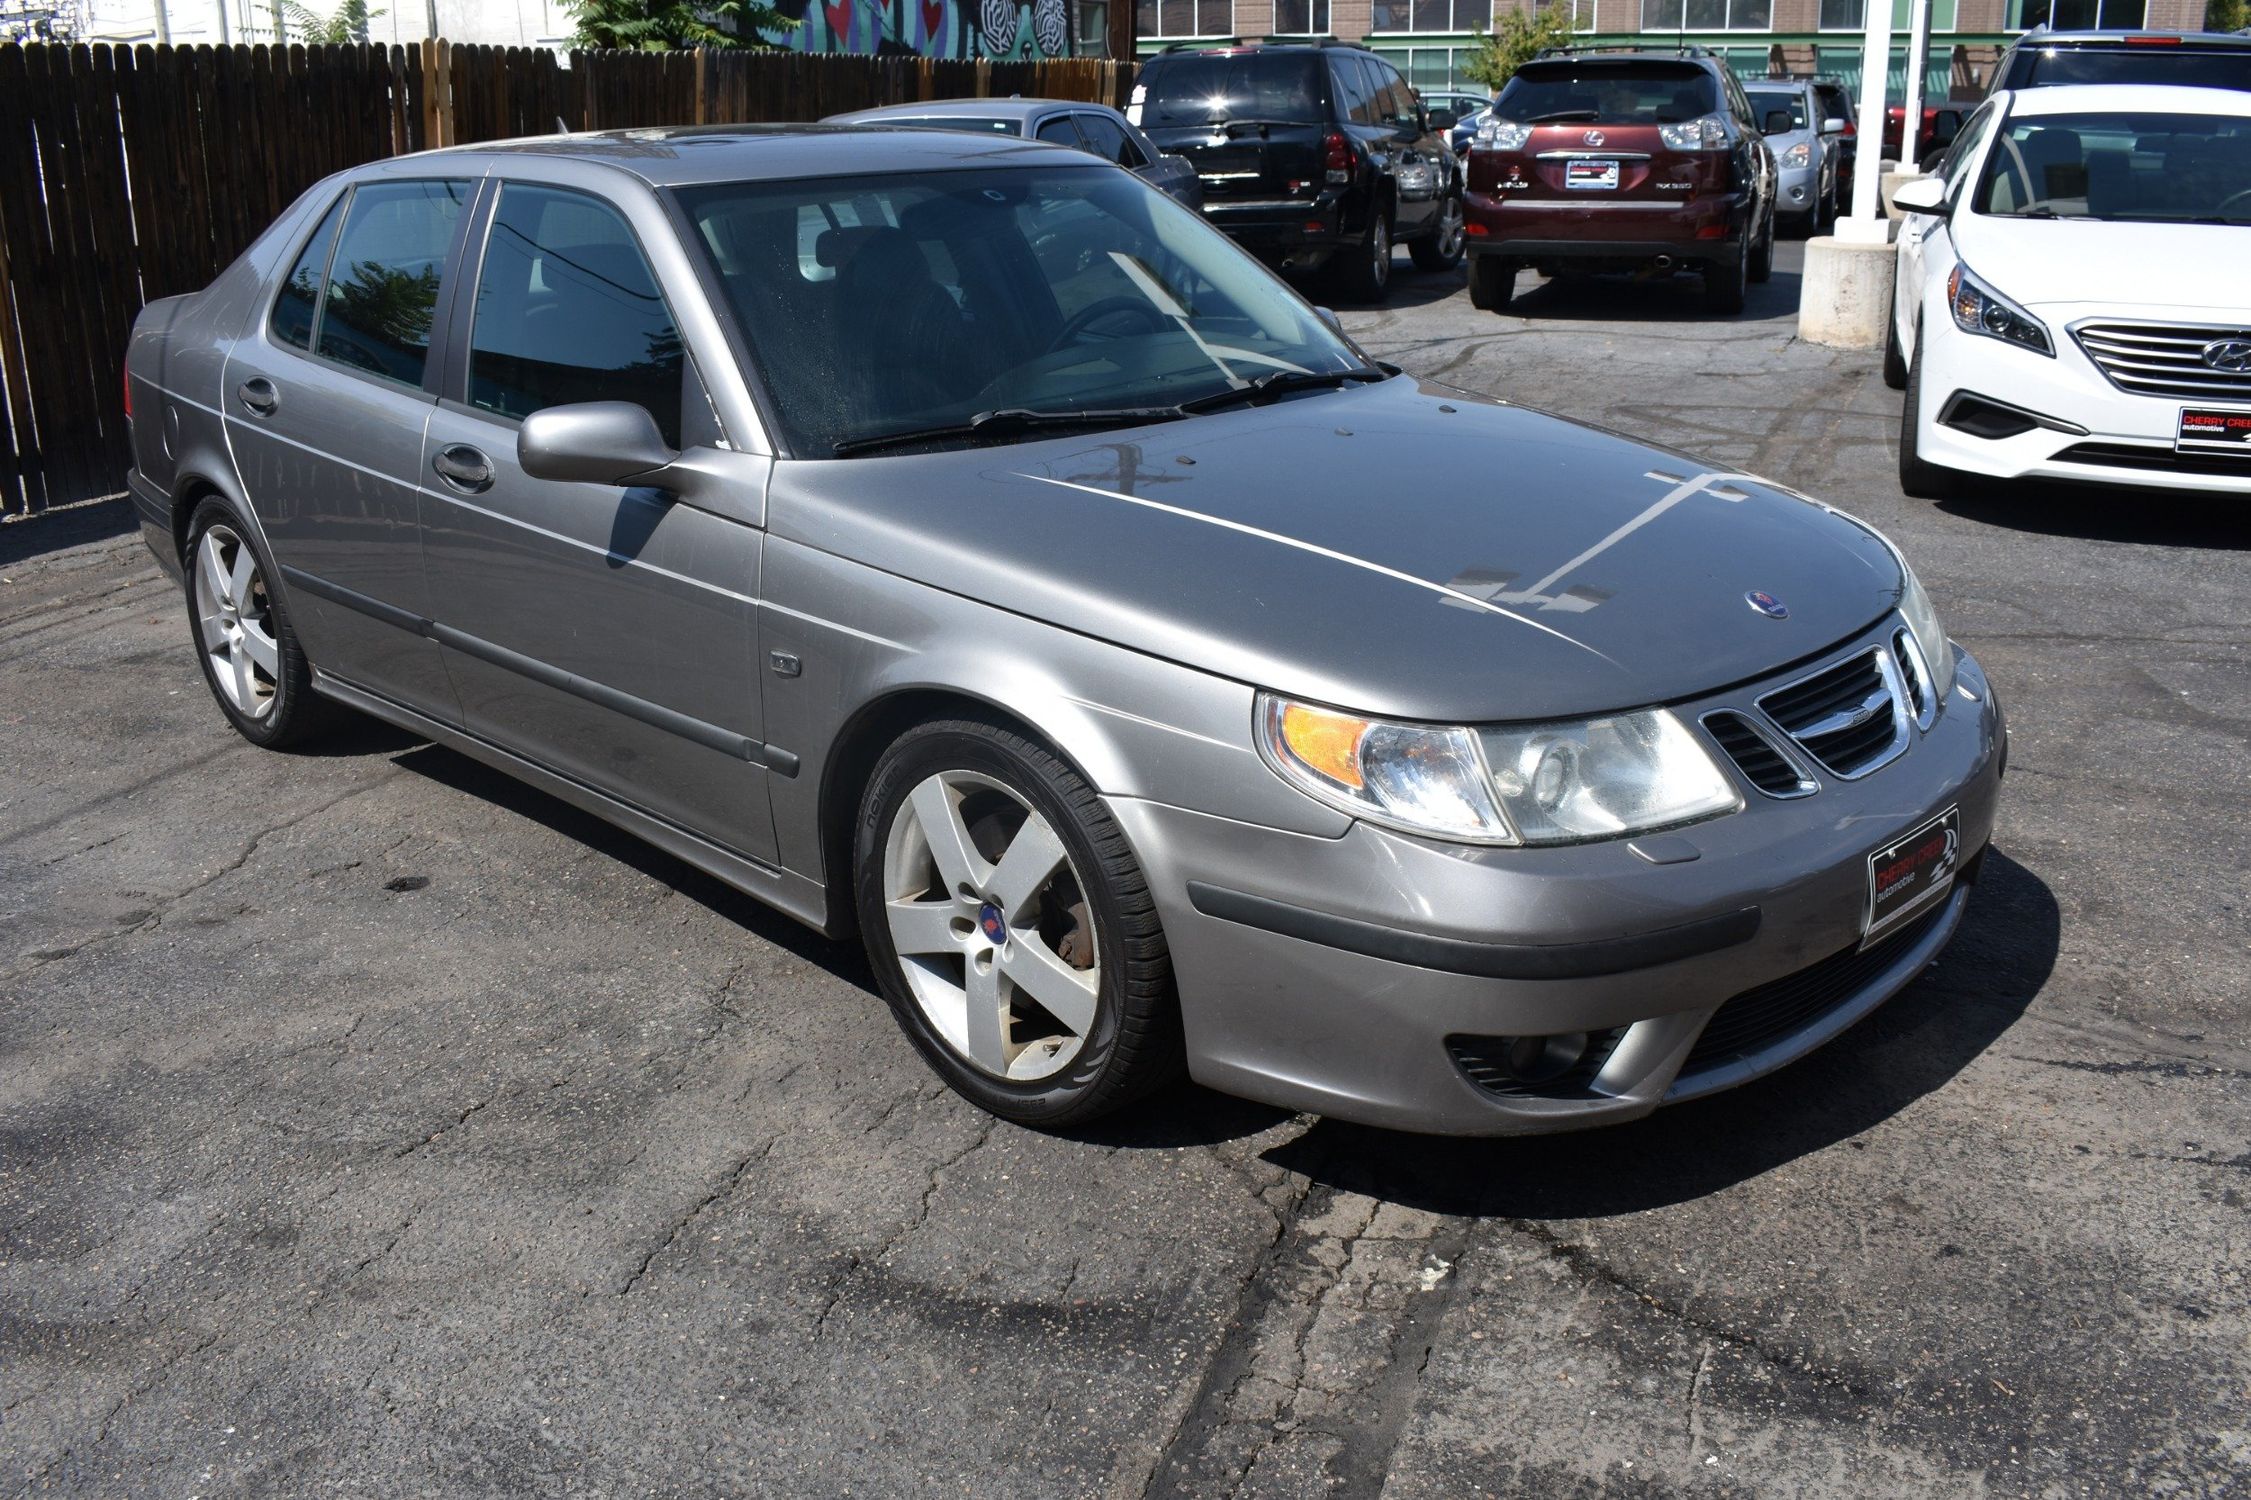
[1258,696,1740,847]
[1474,119,1532,151]
[1896,559,1957,703]
[1946,262,2052,357]
[1782,140,1812,168]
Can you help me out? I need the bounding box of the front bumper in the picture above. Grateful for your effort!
[1110,632,2005,1136]
[1915,307,2251,495]
[1777,162,1820,215]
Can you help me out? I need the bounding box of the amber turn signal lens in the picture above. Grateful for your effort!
[1279,702,1370,789]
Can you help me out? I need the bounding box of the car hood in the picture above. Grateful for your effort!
[771,377,1904,723]
[1955,214,2251,312]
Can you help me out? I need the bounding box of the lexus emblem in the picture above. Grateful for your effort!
[1745,589,1789,619]
[2201,338,2251,373]
[1583,129,1606,147]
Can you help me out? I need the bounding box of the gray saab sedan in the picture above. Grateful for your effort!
[124,125,2005,1135]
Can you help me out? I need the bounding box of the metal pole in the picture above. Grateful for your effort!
[1837,0,1892,243]
[151,0,170,42]
[1901,0,1931,172]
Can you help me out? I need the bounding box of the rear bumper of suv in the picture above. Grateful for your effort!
[1464,192,1746,265]
[1204,197,1365,265]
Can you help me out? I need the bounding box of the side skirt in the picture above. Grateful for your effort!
[311,668,837,937]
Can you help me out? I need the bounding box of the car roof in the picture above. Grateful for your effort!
[415,123,1080,188]
[1743,79,1815,92]
[823,98,1106,124]
[2000,80,2251,116]
[1518,51,1720,68]
[2005,27,2251,49]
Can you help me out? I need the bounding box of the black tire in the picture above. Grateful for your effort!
[853,718,1183,1128]
[1408,192,1465,272]
[1748,207,1775,283]
[1703,249,1747,315]
[182,494,340,750]
[1332,208,1392,303]
[1899,336,1967,501]
[1882,305,1909,390]
[1468,255,1517,313]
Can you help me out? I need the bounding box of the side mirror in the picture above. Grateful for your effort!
[1892,175,1949,217]
[519,401,678,487]
[1763,109,1796,136]
[1428,107,1458,131]
[1822,116,1848,135]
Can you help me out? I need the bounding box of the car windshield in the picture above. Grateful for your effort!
[1136,54,1326,127]
[1975,109,2251,221]
[1492,63,1719,124]
[1745,89,1809,129]
[2019,47,2251,90]
[675,165,1368,456]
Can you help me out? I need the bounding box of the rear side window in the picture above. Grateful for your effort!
[1334,56,1377,124]
[1494,63,1720,125]
[1138,54,1327,128]
[315,179,469,388]
[1036,116,1085,146]
[467,183,685,448]
[270,194,345,351]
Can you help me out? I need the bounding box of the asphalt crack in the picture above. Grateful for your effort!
[616,1135,780,1297]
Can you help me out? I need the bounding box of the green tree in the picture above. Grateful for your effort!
[1465,0,1578,92]
[563,0,793,51]
[281,0,384,42]
[2207,0,2246,32]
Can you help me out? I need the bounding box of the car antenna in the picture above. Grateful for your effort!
[555,114,570,135]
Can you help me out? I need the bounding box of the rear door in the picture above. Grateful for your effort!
[1134,52,1331,204]
[1366,57,1439,236]
[222,174,474,720]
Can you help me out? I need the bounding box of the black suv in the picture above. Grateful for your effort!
[1130,42,1467,301]
[1985,27,2251,93]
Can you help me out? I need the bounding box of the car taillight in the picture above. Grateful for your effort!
[1323,130,1351,184]
[2123,33,2180,43]
[122,367,132,422]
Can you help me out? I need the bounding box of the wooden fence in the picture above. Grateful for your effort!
[0,42,1136,518]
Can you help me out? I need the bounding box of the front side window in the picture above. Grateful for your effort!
[1975,110,2251,223]
[1073,113,1144,167]
[676,166,1365,457]
[1745,89,1809,131]
[467,183,685,448]
[270,194,345,351]
[1036,116,1085,147]
[315,179,470,388]
[1940,102,1995,197]
[1492,63,1720,124]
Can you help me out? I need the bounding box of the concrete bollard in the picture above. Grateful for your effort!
[1798,233,1896,350]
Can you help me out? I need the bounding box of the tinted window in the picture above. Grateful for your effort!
[1746,89,1809,129]
[1493,63,1720,124]
[1074,112,1144,167]
[1369,61,1418,128]
[1139,54,1326,128]
[315,179,468,388]
[2018,48,2251,92]
[270,194,344,351]
[1036,115,1085,146]
[467,183,685,448]
[1335,56,1377,124]
[1940,102,1995,195]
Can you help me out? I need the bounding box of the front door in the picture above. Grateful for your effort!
[416,179,776,863]
[224,176,474,718]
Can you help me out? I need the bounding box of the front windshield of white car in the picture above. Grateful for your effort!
[1975,110,2251,223]
[674,165,1371,457]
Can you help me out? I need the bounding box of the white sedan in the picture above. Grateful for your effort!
[1886,83,2251,498]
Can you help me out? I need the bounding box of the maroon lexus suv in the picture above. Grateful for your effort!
[1462,46,1779,315]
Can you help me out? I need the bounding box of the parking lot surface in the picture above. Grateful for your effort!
[5,243,2248,1497]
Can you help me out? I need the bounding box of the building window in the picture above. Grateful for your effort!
[2008,0,2143,27]
[1822,0,1958,28]
[1641,0,1771,29]
[1079,0,1109,50]
[1271,0,1330,31]
[1370,0,1489,33]
[1139,0,1232,35]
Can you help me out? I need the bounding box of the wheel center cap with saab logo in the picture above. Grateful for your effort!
[2201,338,2251,373]
[1745,589,1789,619]
[1583,129,1606,147]
[978,902,1007,944]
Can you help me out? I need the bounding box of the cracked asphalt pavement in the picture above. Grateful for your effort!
[5,241,2248,1497]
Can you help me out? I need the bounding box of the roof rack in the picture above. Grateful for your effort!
[1532,42,1717,60]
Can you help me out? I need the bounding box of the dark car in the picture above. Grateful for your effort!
[821,98,1204,212]
[1461,46,1778,315]
[1128,41,1466,301]
[1985,27,2251,94]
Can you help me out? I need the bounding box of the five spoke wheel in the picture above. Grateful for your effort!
[881,769,1100,1082]
[192,523,279,720]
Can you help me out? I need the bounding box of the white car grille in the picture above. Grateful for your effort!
[2073,320,2251,402]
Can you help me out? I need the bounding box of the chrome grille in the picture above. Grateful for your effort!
[1757,647,1908,780]
[2073,321,2251,402]
[1701,710,1815,798]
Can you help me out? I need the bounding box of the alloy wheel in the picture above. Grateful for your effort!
[1369,216,1390,289]
[193,524,279,720]
[1436,197,1463,259]
[880,769,1101,1082]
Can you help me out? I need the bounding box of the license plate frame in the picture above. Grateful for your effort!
[1862,807,1961,947]
[2176,406,2251,454]
[1564,158,1621,191]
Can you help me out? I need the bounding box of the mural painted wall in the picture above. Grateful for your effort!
[766,0,1073,58]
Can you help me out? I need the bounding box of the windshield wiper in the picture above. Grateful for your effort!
[832,405,1185,458]
[1176,366,1389,416]
[1525,108,1599,123]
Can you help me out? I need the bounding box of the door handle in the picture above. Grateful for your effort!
[432,444,494,494]
[237,377,278,415]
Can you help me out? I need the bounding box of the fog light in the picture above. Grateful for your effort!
[1503,1032,1589,1085]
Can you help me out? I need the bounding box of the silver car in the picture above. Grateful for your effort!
[124,125,2005,1136]
[1744,79,1844,232]
[822,97,1204,212]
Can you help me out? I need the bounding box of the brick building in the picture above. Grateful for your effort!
[1136,0,2216,97]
